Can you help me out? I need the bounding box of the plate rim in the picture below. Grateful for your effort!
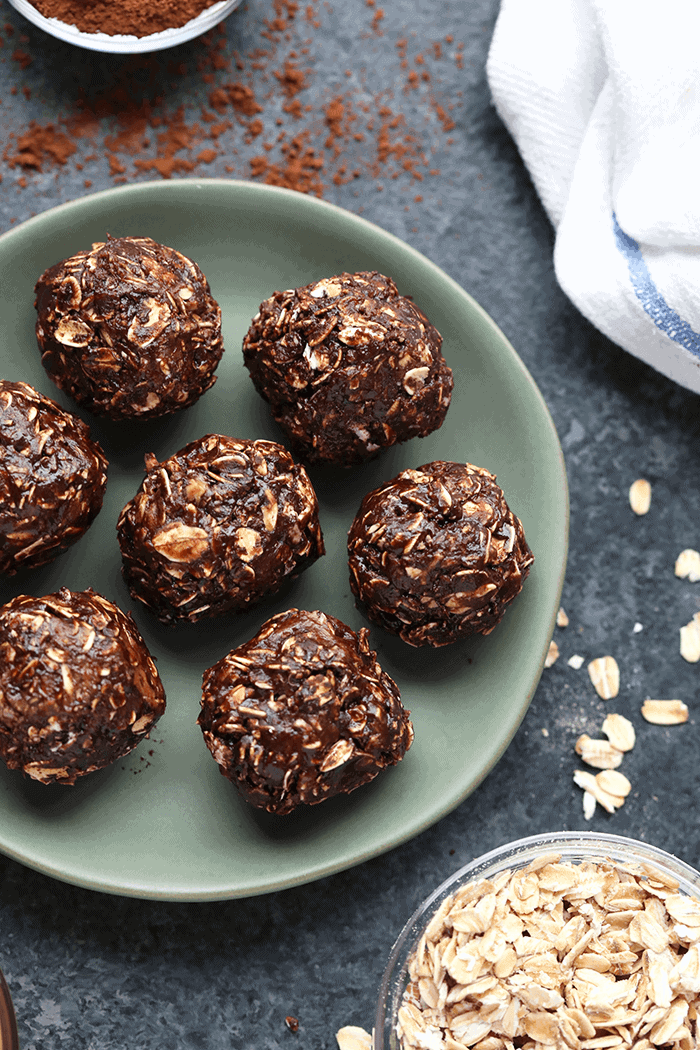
[0,178,569,899]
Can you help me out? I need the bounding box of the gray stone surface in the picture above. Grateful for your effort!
[1,0,700,1047]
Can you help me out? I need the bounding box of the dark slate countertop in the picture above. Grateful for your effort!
[1,0,700,1047]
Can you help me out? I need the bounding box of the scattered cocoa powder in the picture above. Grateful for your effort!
[371,8,384,34]
[12,48,32,69]
[7,123,76,169]
[30,0,219,38]
[1,2,465,206]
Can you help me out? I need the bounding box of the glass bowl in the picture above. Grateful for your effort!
[0,968,18,1050]
[375,830,700,1050]
[6,0,242,53]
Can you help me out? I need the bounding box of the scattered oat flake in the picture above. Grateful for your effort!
[573,769,624,813]
[641,699,689,725]
[633,621,643,632]
[675,548,700,581]
[556,606,569,627]
[596,768,631,797]
[582,789,596,820]
[336,1027,372,1050]
[574,733,623,769]
[680,612,700,662]
[629,477,651,515]
[567,654,584,669]
[588,655,620,699]
[544,639,559,667]
[601,712,636,752]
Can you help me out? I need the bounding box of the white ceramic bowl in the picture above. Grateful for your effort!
[375,830,700,1050]
[6,0,242,53]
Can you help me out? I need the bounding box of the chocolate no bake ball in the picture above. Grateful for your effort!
[348,461,534,647]
[35,235,224,420]
[198,608,413,815]
[242,271,453,465]
[117,435,325,625]
[0,588,166,785]
[0,380,108,576]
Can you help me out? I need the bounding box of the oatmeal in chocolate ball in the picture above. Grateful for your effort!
[35,235,223,420]
[242,271,453,465]
[117,435,325,625]
[348,461,534,647]
[0,588,166,785]
[0,380,108,576]
[199,608,413,815]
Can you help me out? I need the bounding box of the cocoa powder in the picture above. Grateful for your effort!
[1,1,465,207]
[30,0,219,38]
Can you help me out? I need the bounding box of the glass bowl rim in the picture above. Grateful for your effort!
[374,830,700,1050]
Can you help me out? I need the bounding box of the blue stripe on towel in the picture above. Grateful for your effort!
[612,211,700,358]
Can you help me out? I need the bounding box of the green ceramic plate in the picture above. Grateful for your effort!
[0,180,568,900]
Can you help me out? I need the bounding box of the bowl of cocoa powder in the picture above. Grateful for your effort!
[6,0,242,53]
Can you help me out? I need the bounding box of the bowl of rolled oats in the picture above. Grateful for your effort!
[375,831,700,1050]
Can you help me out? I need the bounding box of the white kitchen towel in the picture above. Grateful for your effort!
[486,0,700,394]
